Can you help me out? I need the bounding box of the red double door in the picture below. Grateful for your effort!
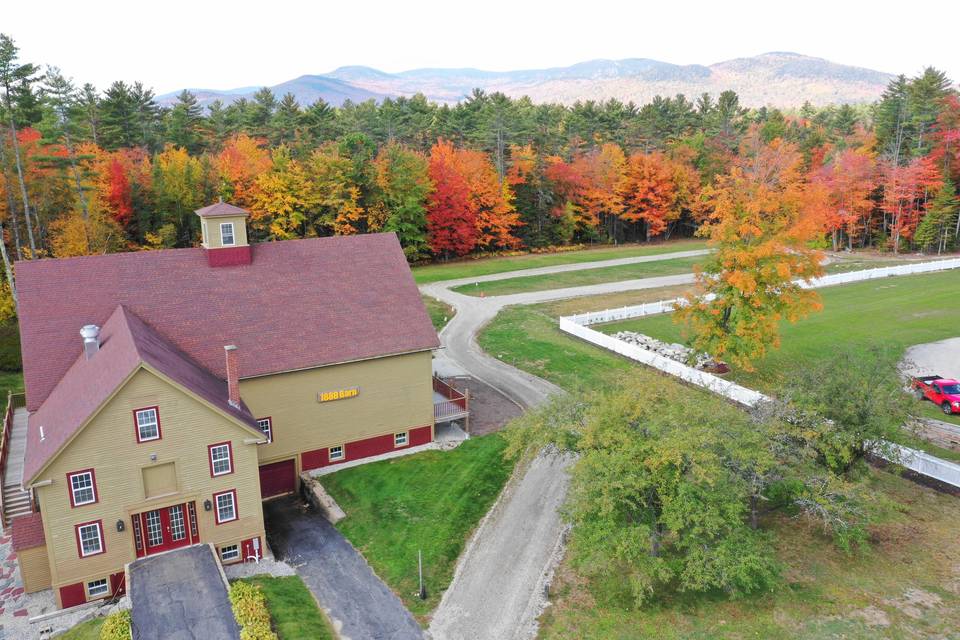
[133,502,198,557]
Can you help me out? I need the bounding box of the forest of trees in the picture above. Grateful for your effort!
[0,33,959,313]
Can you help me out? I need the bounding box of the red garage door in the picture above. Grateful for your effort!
[259,459,296,498]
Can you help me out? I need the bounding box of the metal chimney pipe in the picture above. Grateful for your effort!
[80,325,101,360]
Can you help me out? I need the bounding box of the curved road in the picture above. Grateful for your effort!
[423,249,703,640]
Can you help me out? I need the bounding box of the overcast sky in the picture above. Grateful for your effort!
[6,0,958,95]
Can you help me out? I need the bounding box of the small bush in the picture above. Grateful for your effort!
[0,322,21,372]
[229,581,277,640]
[99,610,131,640]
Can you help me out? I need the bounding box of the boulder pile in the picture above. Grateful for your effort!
[612,331,723,371]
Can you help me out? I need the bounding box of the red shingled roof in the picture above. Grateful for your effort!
[17,233,438,414]
[23,305,260,484]
[195,201,250,218]
[11,512,45,550]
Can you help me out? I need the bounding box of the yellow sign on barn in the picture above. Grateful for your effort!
[317,387,360,403]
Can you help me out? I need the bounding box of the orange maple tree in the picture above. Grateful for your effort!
[674,137,825,371]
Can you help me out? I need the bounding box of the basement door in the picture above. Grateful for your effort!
[133,502,199,557]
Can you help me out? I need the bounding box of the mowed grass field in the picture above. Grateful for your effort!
[450,255,702,297]
[421,294,455,332]
[598,270,960,400]
[320,435,513,620]
[476,274,960,639]
[410,239,707,284]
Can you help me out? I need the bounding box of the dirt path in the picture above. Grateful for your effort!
[422,249,701,640]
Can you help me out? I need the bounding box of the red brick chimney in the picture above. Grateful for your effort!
[224,345,241,408]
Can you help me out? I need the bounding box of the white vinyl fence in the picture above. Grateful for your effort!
[565,257,960,327]
[559,257,960,489]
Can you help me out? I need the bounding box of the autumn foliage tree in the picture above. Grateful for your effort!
[618,151,680,239]
[675,137,826,371]
[426,140,477,257]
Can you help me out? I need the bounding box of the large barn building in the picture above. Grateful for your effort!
[0,202,459,608]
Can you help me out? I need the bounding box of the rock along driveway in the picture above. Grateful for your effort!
[264,496,423,640]
[423,250,702,639]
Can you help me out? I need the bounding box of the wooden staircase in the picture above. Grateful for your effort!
[0,393,31,529]
[2,484,32,527]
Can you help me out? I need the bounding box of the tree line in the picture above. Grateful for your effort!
[0,32,959,313]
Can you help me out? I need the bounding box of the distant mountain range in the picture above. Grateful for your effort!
[158,52,895,109]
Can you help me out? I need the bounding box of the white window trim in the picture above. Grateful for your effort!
[394,432,408,447]
[87,578,109,598]
[329,445,344,462]
[220,544,240,562]
[78,523,104,557]
[220,222,235,246]
[257,418,272,443]
[215,491,237,524]
[69,471,97,506]
[136,408,160,442]
[210,444,232,476]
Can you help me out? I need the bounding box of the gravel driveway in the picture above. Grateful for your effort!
[422,250,701,639]
[264,496,423,640]
[903,337,960,379]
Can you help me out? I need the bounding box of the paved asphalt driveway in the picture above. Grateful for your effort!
[264,496,423,640]
[129,545,239,640]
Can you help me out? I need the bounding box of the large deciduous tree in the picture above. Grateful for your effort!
[674,136,825,371]
[426,139,476,257]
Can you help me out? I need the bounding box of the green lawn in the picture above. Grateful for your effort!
[0,370,23,401]
[450,255,702,297]
[237,575,335,640]
[411,239,707,284]
[59,617,105,639]
[422,295,455,332]
[598,270,960,396]
[320,435,514,620]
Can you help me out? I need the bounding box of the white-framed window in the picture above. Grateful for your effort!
[394,432,408,447]
[68,470,97,507]
[257,418,272,443]
[87,578,109,598]
[220,222,235,246]
[329,445,344,462]
[135,407,160,442]
[209,443,233,476]
[214,490,237,524]
[220,544,240,562]
[76,521,104,557]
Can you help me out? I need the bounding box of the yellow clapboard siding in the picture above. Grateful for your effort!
[19,544,52,593]
[35,368,264,592]
[241,350,433,461]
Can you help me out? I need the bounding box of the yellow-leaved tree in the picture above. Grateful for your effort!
[674,135,826,371]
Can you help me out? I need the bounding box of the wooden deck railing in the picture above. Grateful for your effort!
[0,391,20,528]
[433,376,469,423]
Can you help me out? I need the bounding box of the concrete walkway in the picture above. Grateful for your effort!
[423,250,700,640]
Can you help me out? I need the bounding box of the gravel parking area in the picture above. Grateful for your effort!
[446,376,523,436]
[904,337,960,379]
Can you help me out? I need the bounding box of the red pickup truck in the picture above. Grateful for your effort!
[914,375,960,415]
